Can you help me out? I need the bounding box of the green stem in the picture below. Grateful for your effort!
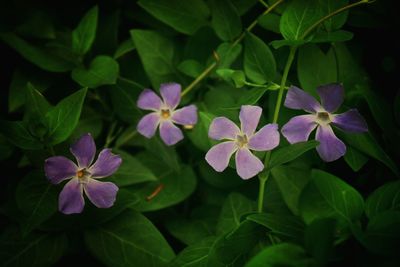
[181,62,217,97]
[257,172,269,212]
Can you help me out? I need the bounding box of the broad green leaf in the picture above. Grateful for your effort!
[365,180,400,219]
[187,111,216,151]
[138,0,209,35]
[46,88,87,145]
[340,133,399,176]
[245,243,316,267]
[109,150,158,187]
[280,0,321,40]
[72,6,98,56]
[211,0,242,41]
[0,33,74,72]
[216,69,246,88]
[318,0,349,31]
[258,13,281,34]
[311,30,353,43]
[24,83,51,127]
[231,0,258,15]
[199,161,244,189]
[178,60,203,78]
[114,39,135,59]
[132,165,197,212]
[299,169,364,225]
[268,141,319,171]
[171,237,218,267]
[271,166,311,215]
[0,120,43,150]
[343,146,368,172]
[0,229,67,267]
[244,32,276,84]
[216,193,255,235]
[85,210,175,267]
[297,44,337,95]
[247,213,305,242]
[166,218,213,245]
[263,172,293,215]
[144,137,181,172]
[71,55,119,88]
[16,171,58,236]
[270,39,307,49]
[130,30,178,89]
[304,218,336,266]
[110,77,143,124]
[216,42,242,69]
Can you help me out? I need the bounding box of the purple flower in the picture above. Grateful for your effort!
[137,83,198,146]
[281,84,368,162]
[44,133,122,214]
[205,105,280,180]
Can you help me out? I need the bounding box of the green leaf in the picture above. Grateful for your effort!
[72,6,98,56]
[199,161,244,189]
[187,111,216,151]
[247,213,305,242]
[0,229,68,267]
[270,39,307,49]
[24,83,51,124]
[211,0,242,41]
[245,243,316,267]
[171,237,218,267]
[271,166,311,215]
[0,33,74,72]
[216,69,246,88]
[71,55,119,88]
[108,150,158,187]
[130,30,178,89]
[144,137,181,172]
[268,141,319,171]
[132,165,197,212]
[216,42,242,69]
[340,133,399,176]
[217,193,255,235]
[138,0,209,35]
[297,44,337,95]
[71,106,103,139]
[16,171,58,236]
[318,0,349,31]
[280,0,321,40]
[0,120,43,150]
[46,88,87,145]
[343,146,368,172]
[311,30,353,43]
[258,13,281,34]
[85,210,175,267]
[166,218,214,246]
[231,0,258,15]
[178,60,203,78]
[365,180,400,219]
[299,169,364,225]
[114,39,135,59]
[244,32,276,84]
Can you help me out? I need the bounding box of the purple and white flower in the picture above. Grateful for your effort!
[44,133,122,214]
[205,105,280,180]
[281,84,368,162]
[137,83,197,146]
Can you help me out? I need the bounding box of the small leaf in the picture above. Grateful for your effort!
[46,88,87,145]
[71,55,119,88]
[258,13,281,34]
[114,39,135,59]
[84,210,175,267]
[171,237,217,267]
[24,83,51,123]
[244,32,276,84]
[72,6,98,56]
[216,69,246,88]
[216,42,242,69]
[178,60,204,78]
[216,193,255,235]
[343,146,368,172]
[299,169,364,225]
[268,141,319,171]
[138,0,209,35]
[211,0,242,41]
[318,0,349,31]
[166,218,214,246]
[365,180,400,219]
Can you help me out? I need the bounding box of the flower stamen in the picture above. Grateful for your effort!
[236,134,248,148]
[316,111,331,125]
[161,109,170,119]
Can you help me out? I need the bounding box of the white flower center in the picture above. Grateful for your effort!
[160,109,171,119]
[76,168,91,184]
[316,111,332,125]
[236,134,248,148]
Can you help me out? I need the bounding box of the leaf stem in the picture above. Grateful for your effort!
[257,172,269,212]
[181,0,285,97]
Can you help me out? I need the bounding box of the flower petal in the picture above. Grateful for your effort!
[281,115,318,144]
[239,105,262,136]
[45,156,78,184]
[205,141,237,172]
[137,112,160,138]
[316,125,346,162]
[59,178,84,214]
[235,148,264,180]
[159,120,183,145]
[137,89,162,111]
[332,109,368,133]
[172,105,198,125]
[160,83,181,110]
[70,133,96,168]
[284,86,321,113]
[84,179,118,208]
[248,123,280,151]
[208,117,240,140]
[89,149,122,178]
[317,84,344,113]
